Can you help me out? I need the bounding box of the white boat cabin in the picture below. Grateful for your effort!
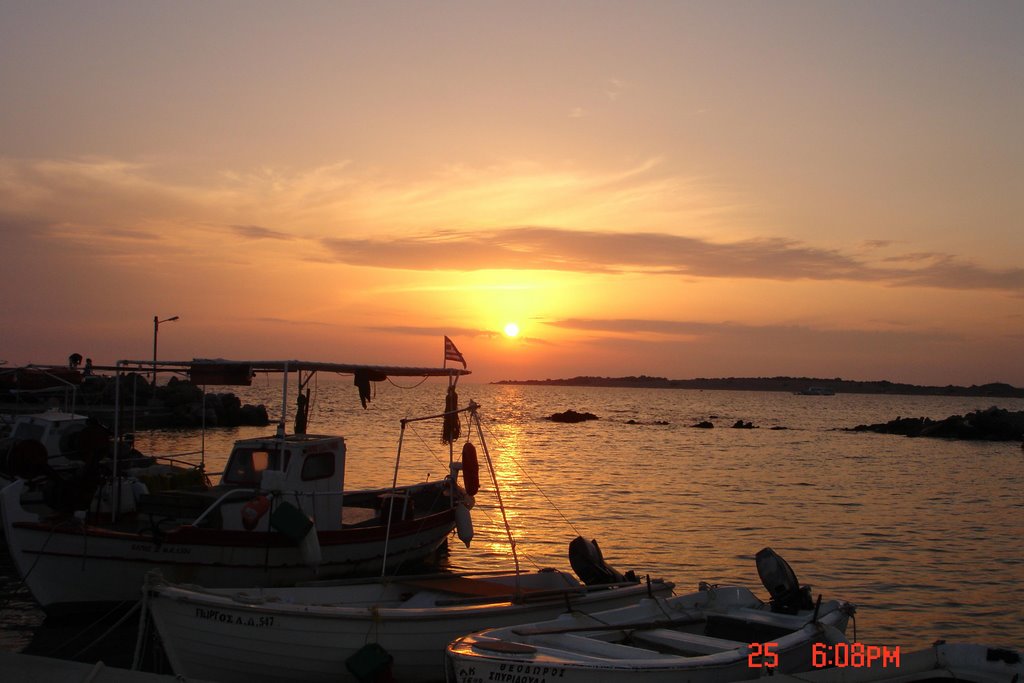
[218,433,348,532]
[5,410,90,464]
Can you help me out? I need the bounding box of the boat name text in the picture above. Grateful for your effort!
[130,543,192,555]
[454,663,566,683]
[194,607,275,628]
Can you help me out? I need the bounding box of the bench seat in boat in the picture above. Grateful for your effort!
[630,628,747,655]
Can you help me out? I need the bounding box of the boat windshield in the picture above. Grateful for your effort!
[10,422,45,440]
[223,447,290,486]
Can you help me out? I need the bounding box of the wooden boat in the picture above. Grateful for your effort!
[1,357,471,614]
[769,641,1022,683]
[446,548,856,683]
[143,562,674,683]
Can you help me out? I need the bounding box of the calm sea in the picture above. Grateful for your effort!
[2,381,1022,658]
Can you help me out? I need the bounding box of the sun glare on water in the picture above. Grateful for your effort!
[504,322,520,338]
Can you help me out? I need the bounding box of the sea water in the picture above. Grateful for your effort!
[2,381,1022,656]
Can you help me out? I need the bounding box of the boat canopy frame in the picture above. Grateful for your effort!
[108,358,471,521]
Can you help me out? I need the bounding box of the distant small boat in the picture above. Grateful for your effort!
[795,387,835,396]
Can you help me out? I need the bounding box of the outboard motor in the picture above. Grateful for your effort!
[569,536,636,586]
[755,547,815,614]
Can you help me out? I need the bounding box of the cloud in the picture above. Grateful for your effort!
[319,226,1024,294]
[364,324,500,339]
[546,317,959,346]
[230,224,295,240]
[2,156,1020,294]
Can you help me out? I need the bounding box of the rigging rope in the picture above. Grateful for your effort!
[475,413,584,539]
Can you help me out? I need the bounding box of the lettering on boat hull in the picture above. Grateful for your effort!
[194,607,275,628]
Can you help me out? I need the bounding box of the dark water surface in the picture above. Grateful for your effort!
[2,382,1022,661]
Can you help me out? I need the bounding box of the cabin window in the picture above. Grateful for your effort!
[301,451,335,481]
[223,448,289,486]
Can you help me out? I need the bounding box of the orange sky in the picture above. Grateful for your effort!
[1,2,1022,385]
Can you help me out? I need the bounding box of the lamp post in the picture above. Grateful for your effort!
[152,315,179,385]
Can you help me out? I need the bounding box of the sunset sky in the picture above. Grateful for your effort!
[2,1,1022,385]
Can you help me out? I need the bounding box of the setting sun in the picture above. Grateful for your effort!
[503,322,520,338]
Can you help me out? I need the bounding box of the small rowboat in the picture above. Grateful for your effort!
[446,548,856,683]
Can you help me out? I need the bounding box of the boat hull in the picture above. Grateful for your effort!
[1,479,456,614]
[146,575,675,683]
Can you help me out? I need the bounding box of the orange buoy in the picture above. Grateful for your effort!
[241,495,271,531]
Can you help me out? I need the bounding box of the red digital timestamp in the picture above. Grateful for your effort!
[747,642,901,669]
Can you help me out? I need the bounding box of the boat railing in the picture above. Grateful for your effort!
[148,451,206,469]
[185,485,395,527]
[190,488,259,526]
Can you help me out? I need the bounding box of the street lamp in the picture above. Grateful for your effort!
[153,315,179,385]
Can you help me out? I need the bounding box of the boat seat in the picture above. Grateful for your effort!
[340,506,378,527]
[629,628,747,656]
[530,633,667,660]
[704,606,814,642]
[401,575,532,597]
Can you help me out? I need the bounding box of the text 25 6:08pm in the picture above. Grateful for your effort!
[748,642,901,668]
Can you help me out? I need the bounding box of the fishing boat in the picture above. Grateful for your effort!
[1,356,472,615]
[142,552,673,683]
[446,548,856,683]
[769,641,1022,683]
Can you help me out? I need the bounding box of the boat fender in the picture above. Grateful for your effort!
[455,502,474,547]
[461,442,480,496]
[345,642,393,682]
[241,495,271,531]
[299,525,322,571]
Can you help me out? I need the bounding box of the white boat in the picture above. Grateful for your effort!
[1,357,472,615]
[1,409,99,484]
[144,560,674,683]
[769,641,1022,683]
[446,548,856,683]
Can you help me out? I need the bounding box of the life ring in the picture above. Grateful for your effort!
[461,442,480,496]
[241,495,271,531]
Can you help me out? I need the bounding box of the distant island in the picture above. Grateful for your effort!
[492,375,1024,398]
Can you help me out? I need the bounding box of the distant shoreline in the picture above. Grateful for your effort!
[492,376,1024,398]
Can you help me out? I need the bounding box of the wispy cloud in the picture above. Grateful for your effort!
[546,317,959,345]
[319,227,1024,294]
[3,157,1020,294]
[230,224,295,240]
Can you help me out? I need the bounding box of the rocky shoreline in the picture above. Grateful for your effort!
[845,406,1024,441]
[494,375,1024,398]
[542,405,1023,442]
